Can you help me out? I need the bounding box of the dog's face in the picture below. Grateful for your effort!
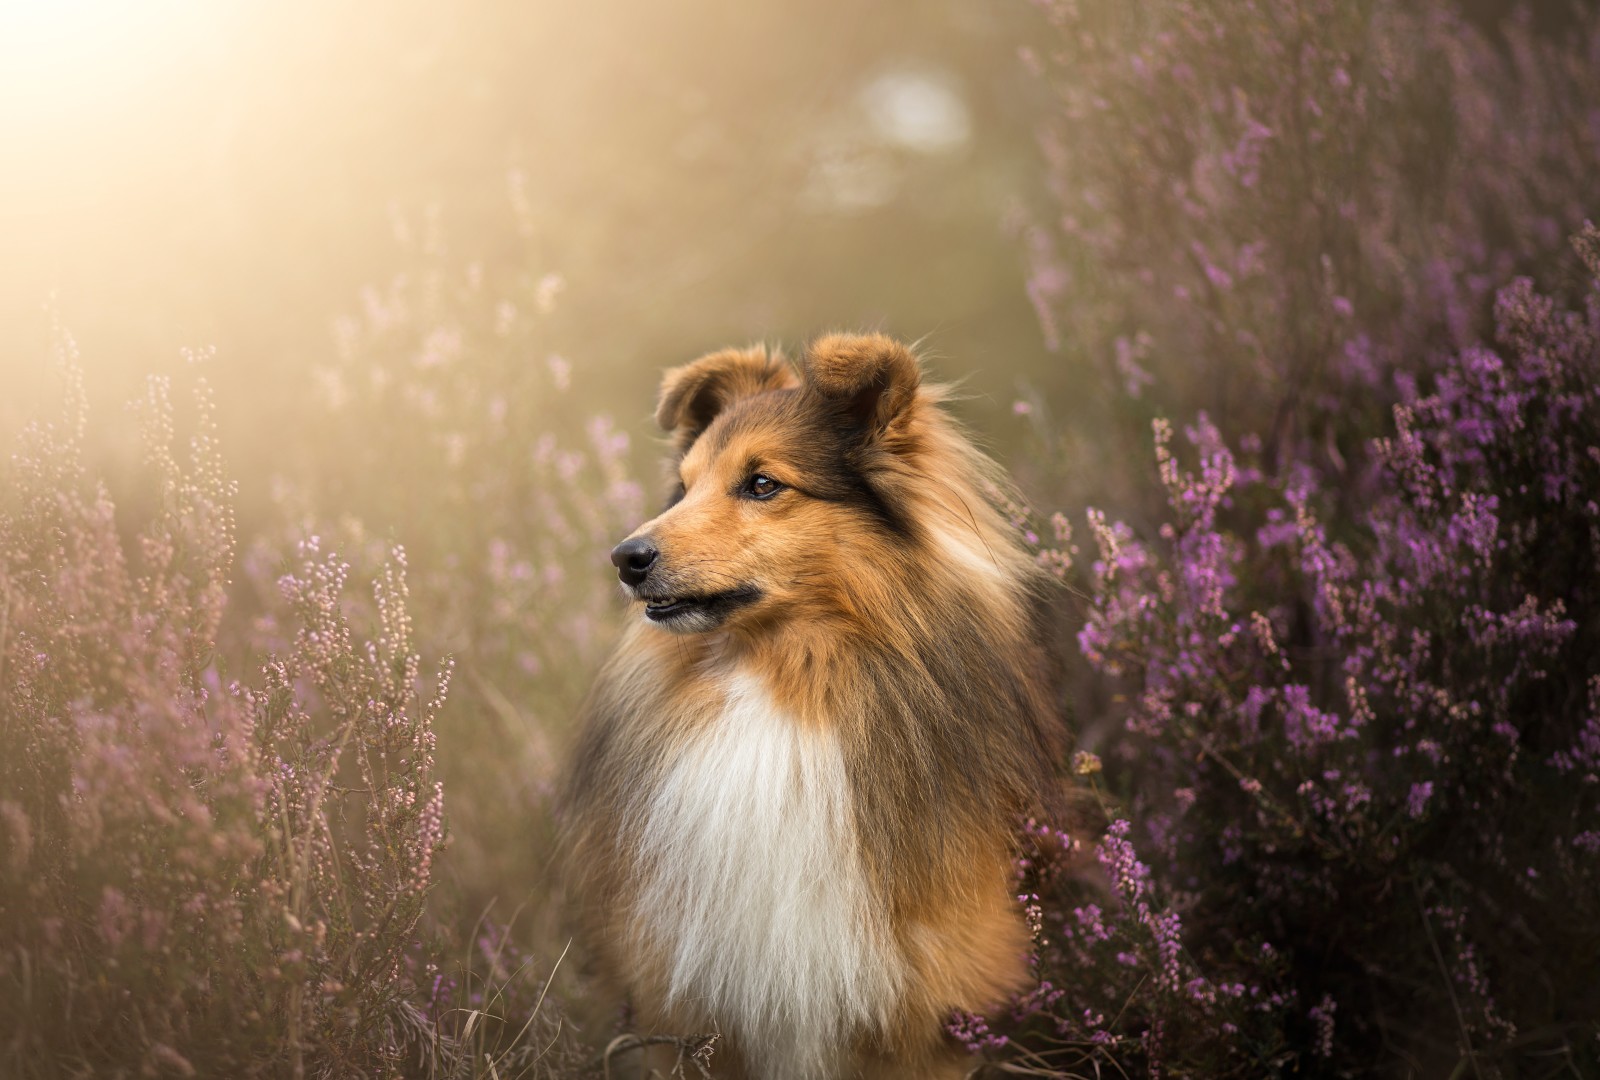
[611,335,922,635]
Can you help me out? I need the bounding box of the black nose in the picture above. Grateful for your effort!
[610,537,659,586]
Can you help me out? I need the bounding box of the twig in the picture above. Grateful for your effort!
[599,1033,720,1080]
[1414,879,1484,1080]
[488,936,572,1075]
[1180,720,1345,861]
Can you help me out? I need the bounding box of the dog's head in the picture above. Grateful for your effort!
[610,333,925,634]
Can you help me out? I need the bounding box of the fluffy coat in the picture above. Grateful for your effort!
[562,334,1066,1079]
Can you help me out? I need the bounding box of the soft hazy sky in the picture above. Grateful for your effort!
[0,1,1058,467]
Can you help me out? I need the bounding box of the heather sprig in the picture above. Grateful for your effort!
[0,333,473,1077]
[1009,1,1600,1071]
[1020,0,1600,504]
[998,228,1600,1075]
[247,196,645,915]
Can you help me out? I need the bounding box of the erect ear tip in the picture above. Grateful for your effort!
[803,333,921,399]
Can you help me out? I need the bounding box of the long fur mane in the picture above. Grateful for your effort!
[561,334,1067,1078]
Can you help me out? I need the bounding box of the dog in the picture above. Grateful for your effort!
[561,334,1066,1079]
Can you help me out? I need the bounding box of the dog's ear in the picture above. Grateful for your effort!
[801,333,921,437]
[656,346,797,449]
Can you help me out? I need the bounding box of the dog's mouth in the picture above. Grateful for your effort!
[637,586,761,629]
[643,596,698,620]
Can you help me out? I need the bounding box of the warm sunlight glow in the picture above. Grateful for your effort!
[0,1,236,131]
[1,1,1597,1073]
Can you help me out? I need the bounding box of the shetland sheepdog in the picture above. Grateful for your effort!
[562,334,1066,1079]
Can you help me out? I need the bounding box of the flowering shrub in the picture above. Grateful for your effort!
[0,333,482,1076]
[985,227,1600,1077]
[1020,0,1600,501]
[250,197,645,911]
[999,0,1600,1063]
[1004,1,1600,1075]
[958,813,1297,1076]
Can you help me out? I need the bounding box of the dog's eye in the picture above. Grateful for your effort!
[745,474,783,500]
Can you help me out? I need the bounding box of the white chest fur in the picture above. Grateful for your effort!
[629,673,903,1080]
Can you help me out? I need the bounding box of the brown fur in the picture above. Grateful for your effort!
[562,334,1067,1078]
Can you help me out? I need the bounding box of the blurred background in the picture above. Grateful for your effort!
[0,0,1074,986]
[5,1,1599,1074]
[0,0,1054,464]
